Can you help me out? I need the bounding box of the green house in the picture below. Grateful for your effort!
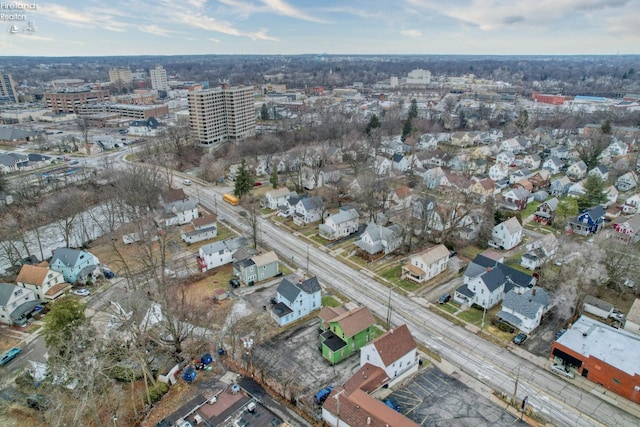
[319,306,376,365]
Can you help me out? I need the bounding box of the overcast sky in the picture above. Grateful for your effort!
[1,0,638,56]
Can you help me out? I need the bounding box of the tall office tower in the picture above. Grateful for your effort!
[108,68,133,85]
[150,65,169,91]
[0,73,18,103]
[188,84,256,145]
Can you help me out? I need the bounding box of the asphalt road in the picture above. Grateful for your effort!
[185,183,639,427]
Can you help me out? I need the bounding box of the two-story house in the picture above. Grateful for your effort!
[550,176,572,196]
[542,156,564,174]
[359,324,419,387]
[16,264,69,301]
[319,306,376,364]
[522,153,541,170]
[469,178,496,201]
[611,214,640,244]
[454,253,535,309]
[568,206,606,236]
[423,166,448,189]
[623,193,640,214]
[354,223,403,260]
[490,217,523,250]
[261,187,291,210]
[271,276,321,326]
[319,207,359,241]
[197,237,246,272]
[616,171,638,192]
[0,282,39,326]
[401,244,449,283]
[232,251,280,285]
[589,165,609,182]
[181,214,217,245]
[566,160,588,181]
[501,187,531,211]
[49,248,101,284]
[533,197,559,225]
[160,189,199,227]
[497,287,551,334]
[488,163,509,181]
[528,169,551,191]
[520,233,559,270]
[496,151,516,165]
[292,196,325,226]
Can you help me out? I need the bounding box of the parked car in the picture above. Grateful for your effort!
[269,297,277,305]
[512,333,528,345]
[253,181,263,186]
[314,386,334,404]
[550,363,575,378]
[183,179,192,186]
[103,269,115,279]
[384,397,400,412]
[229,278,240,288]
[73,288,90,297]
[438,293,451,304]
[0,347,21,366]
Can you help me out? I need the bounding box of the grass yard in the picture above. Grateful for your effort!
[310,234,332,246]
[322,296,342,307]
[457,307,484,325]
[458,245,483,260]
[438,302,459,314]
[378,265,420,293]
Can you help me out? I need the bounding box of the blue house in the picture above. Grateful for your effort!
[271,276,321,326]
[49,248,101,284]
[568,206,606,236]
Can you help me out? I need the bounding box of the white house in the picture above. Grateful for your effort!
[542,156,564,174]
[488,163,509,181]
[181,214,217,244]
[623,193,640,214]
[162,199,198,227]
[589,165,609,182]
[0,283,39,326]
[293,196,325,226]
[271,276,321,326]
[355,223,403,257]
[373,155,392,176]
[359,324,419,387]
[391,153,410,172]
[16,264,69,301]
[490,217,522,250]
[617,171,638,192]
[520,233,559,270]
[522,153,541,170]
[319,207,359,241]
[401,244,449,283]
[423,166,447,189]
[606,140,628,157]
[496,151,516,165]
[261,187,291,210]
[197,237,246,272]
[497,287,551,334]
[566,160,588,180]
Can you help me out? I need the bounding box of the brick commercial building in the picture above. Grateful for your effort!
[532,92,567,105]
[45,89,110,113]
[550,315,640,404]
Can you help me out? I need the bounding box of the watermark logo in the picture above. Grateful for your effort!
[2,2,37,34]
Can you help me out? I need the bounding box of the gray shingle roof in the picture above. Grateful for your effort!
[50,247,84,268]
[481,268,507,292]
[276,278,301,303]
[502,288,549,319]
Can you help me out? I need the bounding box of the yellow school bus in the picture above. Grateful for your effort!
[222,193,239,206]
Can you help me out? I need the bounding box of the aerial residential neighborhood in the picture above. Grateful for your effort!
[1,15,640,427]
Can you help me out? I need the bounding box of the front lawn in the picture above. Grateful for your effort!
[322,295,342,307]
[457,307,484,325]
[379,265,420,293]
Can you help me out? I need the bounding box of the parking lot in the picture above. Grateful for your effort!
[381,366,528,426]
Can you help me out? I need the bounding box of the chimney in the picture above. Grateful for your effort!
[487,266,491,272]
[389,329,394,334]
[367,417,371,425]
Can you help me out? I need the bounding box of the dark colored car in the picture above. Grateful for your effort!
[103,269,115,279]
[253,181,262,186]
[438,294,451,304]
[270,297,277,305]
[513,333,528,345]
[229,278,240,288]
[555,329,567,340]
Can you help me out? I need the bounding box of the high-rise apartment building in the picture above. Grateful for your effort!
[44,89,110,113]
[150,65,169,91]
[188,84,256,145]
[108,68,133,85]
[0,74,18,103]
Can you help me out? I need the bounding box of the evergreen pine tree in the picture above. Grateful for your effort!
[234,159,253,199]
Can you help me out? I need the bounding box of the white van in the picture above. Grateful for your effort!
[183,179,192,186]
[550,363,574,378]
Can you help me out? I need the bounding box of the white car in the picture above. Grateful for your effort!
[550,363,574,378]
[73,288,90,297]
[183,179,192,186]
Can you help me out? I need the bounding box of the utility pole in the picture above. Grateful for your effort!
[481,306,487,333]
[386,287,393,328]
[511,365,521,410]
[306,244,309,275]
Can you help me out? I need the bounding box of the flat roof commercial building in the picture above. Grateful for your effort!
[188,84,255,145]
[44,90,110,114]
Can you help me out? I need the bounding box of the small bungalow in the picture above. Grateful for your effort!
[181,214,217,244]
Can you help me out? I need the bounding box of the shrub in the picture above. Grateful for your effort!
[145,382,169,404]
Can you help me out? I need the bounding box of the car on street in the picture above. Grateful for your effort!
[0,347,21,366]
[183,179,192,186]
[438,293,451,304]
[550,363,575,378]
[512,332,528,345]
[73,288,90,297]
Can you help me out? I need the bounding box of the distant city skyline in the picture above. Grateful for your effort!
[0,0,639,56]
